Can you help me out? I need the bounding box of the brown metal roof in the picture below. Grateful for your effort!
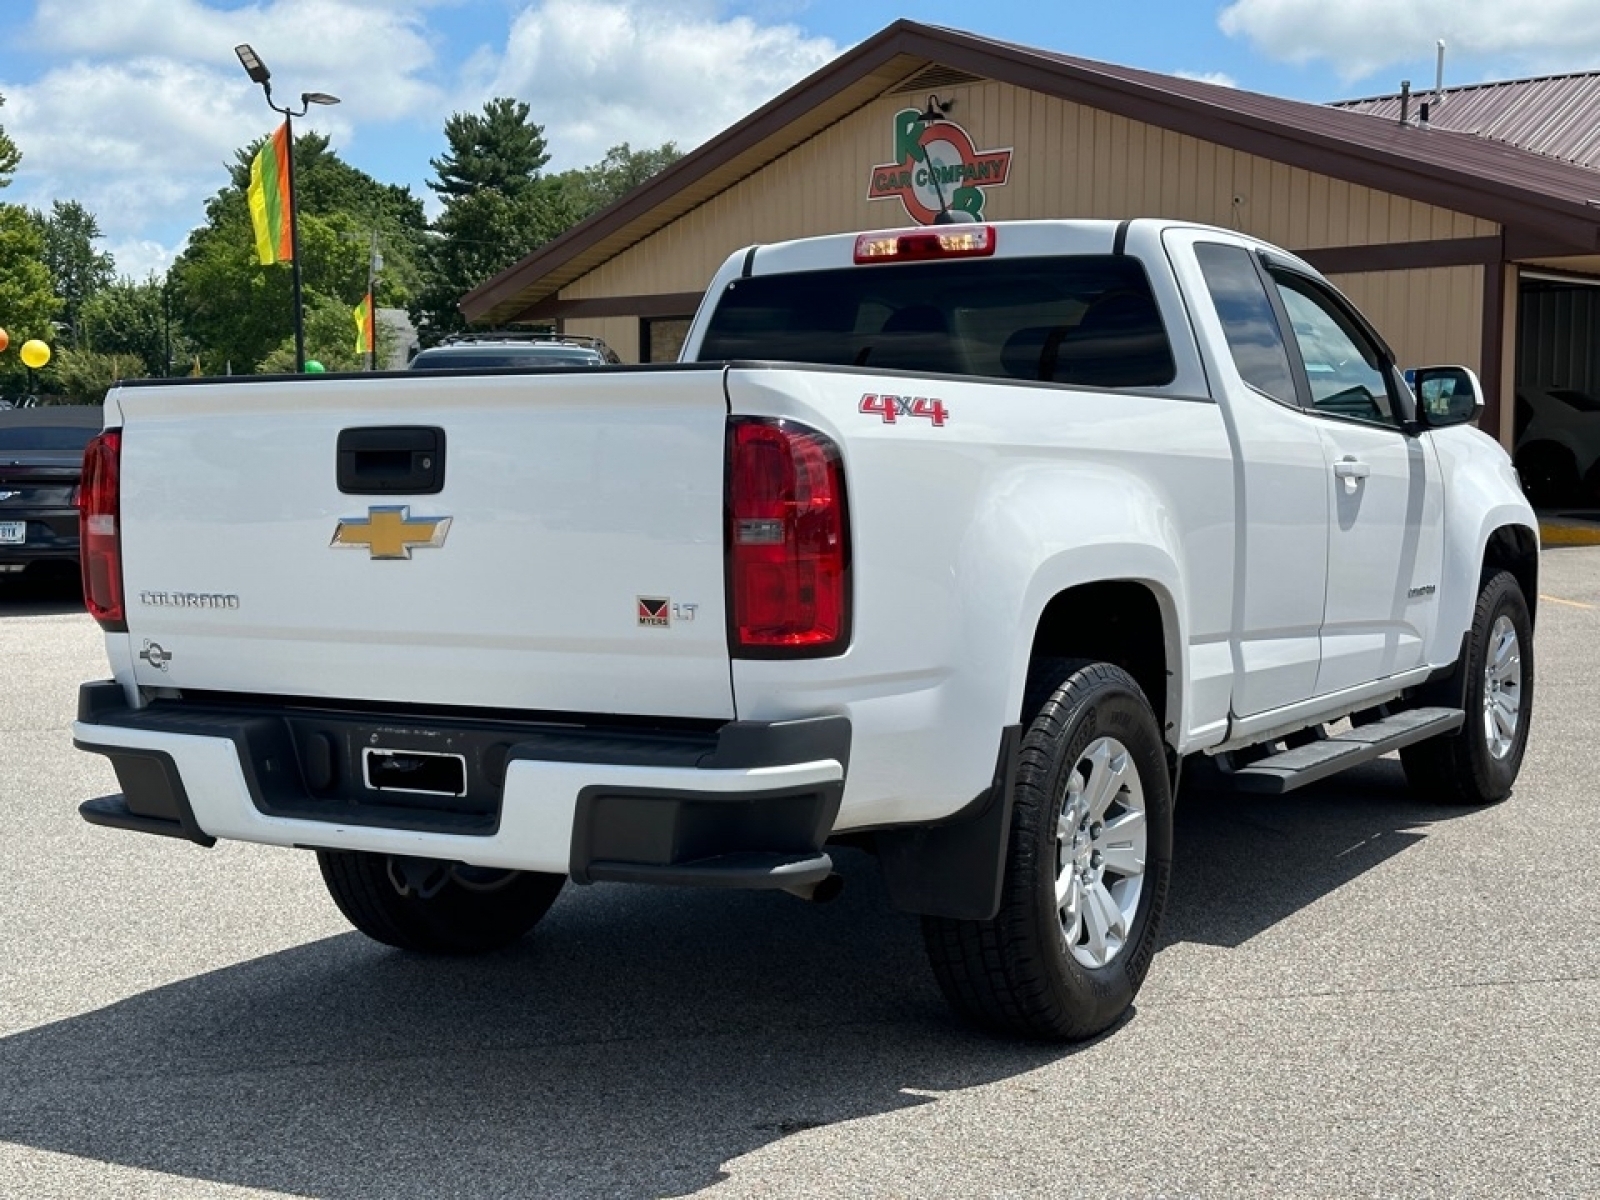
[1337,74,1600,172]
[463,20,1600,325]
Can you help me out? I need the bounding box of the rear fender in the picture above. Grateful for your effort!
[972,467,1188,748]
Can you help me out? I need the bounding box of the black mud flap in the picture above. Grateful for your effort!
[874,726,1020,921]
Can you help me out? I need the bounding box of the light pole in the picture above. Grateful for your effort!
[365,228,382,372]
[234,44,339,372]
[162,276,172,378]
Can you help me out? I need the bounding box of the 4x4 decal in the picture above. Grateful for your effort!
[859,393,950,426]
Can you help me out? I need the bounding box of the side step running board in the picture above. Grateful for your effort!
[1229,707,1465,794]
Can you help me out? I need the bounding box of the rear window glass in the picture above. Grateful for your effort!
[1193,242,1297,406]
[0,426,99,452]
[698,256,1176,389]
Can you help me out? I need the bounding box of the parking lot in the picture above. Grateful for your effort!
[1,550,1597,1199]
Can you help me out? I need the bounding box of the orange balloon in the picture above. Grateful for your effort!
[0,328,8,353]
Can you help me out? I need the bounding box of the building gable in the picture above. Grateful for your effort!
[552,77,1495,317]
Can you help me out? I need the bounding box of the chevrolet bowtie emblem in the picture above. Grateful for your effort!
[331,506,452,559]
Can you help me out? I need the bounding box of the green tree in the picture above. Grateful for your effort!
[0,92,20,189]
[0,204,62,395]
[411,182,577,344]
[32,199,116,341]
[412,98,575,344]
[79,274,182,378]
[224,132,428,239]
[428,97,551,203]
[554,142,682,221]
[46,346,145,404]
[171,130,427,373]
[257,292,396,374]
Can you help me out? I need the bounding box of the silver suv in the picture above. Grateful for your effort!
[409,333,620,371]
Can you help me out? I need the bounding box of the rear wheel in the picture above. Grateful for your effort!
[922,659,1173,1040]
[317,850,564,954]
[1401,570,1533,805]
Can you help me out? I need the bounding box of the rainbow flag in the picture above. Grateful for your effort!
[247,123,293,265]
[354,292,375,357]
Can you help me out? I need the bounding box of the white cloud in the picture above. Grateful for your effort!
[473,0,838,169]
[0,0,840,276]
[105,238,180,282]
[1175,70,1238,88]
[27,0,444,120]
[1219,0,1600,82]
[3,0,444,276]
[3,56,347,274]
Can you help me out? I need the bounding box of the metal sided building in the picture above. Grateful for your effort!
[462,20,1600,489]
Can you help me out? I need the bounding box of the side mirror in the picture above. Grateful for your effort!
[1406,365,1484,429]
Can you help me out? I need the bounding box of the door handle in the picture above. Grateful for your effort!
[337,426,446,495]
[1333,457,1371,480]
[1333,456,1370,494]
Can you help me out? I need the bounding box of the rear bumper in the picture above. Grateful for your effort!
[72,682,849,889]
[0,509,78,566]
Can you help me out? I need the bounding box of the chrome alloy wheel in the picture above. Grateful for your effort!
[1055,736,1148,969]
[1483,614,1524,761]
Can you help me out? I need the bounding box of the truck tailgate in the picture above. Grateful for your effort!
[114,368,735,719]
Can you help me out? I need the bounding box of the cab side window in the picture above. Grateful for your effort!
[1269,272,1400,427]
[1194,243,1297,406]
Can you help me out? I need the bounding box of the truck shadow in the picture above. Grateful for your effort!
[0,852,1059,1199]
[0,765,1466,1198]
[1164,756,1461,949]
[0,563,84,617]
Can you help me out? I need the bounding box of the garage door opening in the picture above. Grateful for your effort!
[1517,271,1600,508]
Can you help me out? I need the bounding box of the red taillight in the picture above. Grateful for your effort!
[726,418,850,656]
[853,225,996,263]
[79,429,126,631]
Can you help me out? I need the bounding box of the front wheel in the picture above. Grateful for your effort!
[317,850,565,954]
[922,660,1173,1041]
[1401,569,1534,805]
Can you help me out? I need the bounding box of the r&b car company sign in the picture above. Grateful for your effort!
[867,108,1013,224]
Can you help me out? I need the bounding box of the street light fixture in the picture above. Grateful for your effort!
[234,44,270,85]
[234,44,341,372]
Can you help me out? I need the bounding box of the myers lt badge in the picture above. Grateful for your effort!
[332,506,452,560]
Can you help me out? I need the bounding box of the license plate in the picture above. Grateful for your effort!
[0,522,23,545]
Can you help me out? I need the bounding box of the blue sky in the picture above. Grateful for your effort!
[1,0,1597,278]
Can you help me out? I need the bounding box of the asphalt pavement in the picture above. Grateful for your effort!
[1,553,1598,1199]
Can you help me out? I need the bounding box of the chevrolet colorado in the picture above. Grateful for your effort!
[71,220,1537,1039]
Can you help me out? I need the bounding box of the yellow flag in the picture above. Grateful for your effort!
[354,293,374,357]
[247,123,293,265]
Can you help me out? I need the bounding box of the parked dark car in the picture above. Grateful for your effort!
[408,333,620,371]
[0,406,104,575]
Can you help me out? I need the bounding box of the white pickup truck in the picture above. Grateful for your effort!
[72,220,1537,1040]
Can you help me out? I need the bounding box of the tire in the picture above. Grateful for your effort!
[1400,570,1534,805]
[1513,443,1580,508]
[1584,458,1600,507]
[922,659,1174,1041]
[317,850,564,954]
